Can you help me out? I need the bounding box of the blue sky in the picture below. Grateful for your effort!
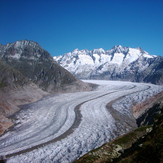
[0,0,163,56]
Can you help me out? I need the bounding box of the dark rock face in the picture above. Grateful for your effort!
[0,40,77,92]
[0,60,29,88]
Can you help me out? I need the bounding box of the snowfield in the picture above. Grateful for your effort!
[0,80,162,163]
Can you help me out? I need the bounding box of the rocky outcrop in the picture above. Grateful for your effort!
[133,92,163,119]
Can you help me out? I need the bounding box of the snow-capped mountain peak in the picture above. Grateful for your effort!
[92,48,105,54]
[53,45,162,84]
[72,48,79,53]
[111,45,129,54]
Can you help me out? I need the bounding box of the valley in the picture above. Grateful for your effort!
[1,0,162,162]
[0,80,162,163]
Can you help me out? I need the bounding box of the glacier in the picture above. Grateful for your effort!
[0,80,162,162]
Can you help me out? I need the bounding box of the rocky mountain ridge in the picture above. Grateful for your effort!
[54,46,163,84]
[0,40,91,92]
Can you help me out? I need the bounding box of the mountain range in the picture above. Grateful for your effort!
[54,45,163,84]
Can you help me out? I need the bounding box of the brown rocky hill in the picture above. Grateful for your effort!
[0,40,90,93]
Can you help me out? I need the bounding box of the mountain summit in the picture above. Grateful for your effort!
[54,46,163,84]
[0,40,92,92]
